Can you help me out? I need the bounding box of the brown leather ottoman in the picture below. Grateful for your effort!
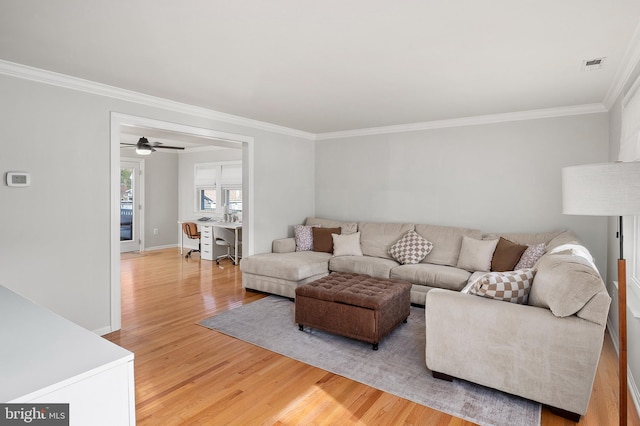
[294,272,411,350]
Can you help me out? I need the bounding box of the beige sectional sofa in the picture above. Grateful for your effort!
[241,217,486,304]
[239,217,611,420]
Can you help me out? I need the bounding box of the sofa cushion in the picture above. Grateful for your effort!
[388,230,433,265]
[529,253,604,317]
[456,236,499,272]
[358,222,415,259]
[240,251,332,281]
[332,232,363,257]
[491,237,527,272]
[305,217,358,235]
[390,263,471,291]
[329,255,399,279]
[312,227,341,253]
[484,230,565,246]
[469,269,536,304]
[546,230,580,252]
[414,224,482,267]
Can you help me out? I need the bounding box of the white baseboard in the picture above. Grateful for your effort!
[144,244,179,251]
[93,326,114,336]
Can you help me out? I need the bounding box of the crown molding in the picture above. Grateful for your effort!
[603,21,640,109]
[0,59,610,143]
[315,103,608,140]
[0,59,316,140]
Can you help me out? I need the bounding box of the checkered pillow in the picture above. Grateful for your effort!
[470,269,536,304]
[388,230,433,264]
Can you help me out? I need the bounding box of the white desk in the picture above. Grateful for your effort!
[1,285,135,425]
[178,220,242,265]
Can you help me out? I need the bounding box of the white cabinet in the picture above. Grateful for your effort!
[0,285,135,426]
[200,225,214,260]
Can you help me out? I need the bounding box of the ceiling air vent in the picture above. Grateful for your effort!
[582,57,605,71]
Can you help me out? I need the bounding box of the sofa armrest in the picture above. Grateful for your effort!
[425,289,605,416]
[273,237,296,253]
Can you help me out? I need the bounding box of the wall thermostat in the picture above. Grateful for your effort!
[6,172,31,187]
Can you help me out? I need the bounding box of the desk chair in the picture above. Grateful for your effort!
[182,222,200,259]
[214,226,237,265]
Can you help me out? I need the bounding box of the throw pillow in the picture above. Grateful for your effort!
[456,236,499,272]
[332,232,364,257]
[491,237,528,272]
[312,227,341,253]
[294,224,316,252]
[514,243,546,269]
[470,269,536,304]
[388,230,434,264]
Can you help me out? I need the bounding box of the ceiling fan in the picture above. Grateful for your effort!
[120,137,185,155]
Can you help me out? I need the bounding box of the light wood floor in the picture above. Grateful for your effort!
[105,247,639,425]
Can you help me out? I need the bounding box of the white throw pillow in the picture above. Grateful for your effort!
[388,230,433,264]
[332,232,363,257]
[456,236,499,272]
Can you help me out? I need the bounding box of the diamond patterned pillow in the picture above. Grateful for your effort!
[388,230,433,264]
[470,269,536,304]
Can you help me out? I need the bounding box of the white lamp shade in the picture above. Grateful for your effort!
[562,162,640,216]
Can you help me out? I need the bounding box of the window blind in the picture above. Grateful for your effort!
[194,164,216,186]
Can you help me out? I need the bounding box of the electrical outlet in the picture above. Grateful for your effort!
[153,228,159,235]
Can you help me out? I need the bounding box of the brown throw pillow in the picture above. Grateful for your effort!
[491,237,528,272]
[312,227,341,253]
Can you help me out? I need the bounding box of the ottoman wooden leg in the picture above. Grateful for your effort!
[298,324,304,331]
[372,342,378,351]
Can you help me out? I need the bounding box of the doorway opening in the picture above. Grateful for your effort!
[110,112,255,332]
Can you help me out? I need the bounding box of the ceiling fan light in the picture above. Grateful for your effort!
[135,146,153,155]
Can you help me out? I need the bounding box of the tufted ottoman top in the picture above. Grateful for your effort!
[295,272,411,310]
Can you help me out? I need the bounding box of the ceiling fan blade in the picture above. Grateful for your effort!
[153,145,185,150]
[150,141,185,150]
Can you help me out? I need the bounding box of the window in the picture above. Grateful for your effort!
[225,189,242,213]
[199,188,216,211]
[194,163,217,213]
[194,161,242,214]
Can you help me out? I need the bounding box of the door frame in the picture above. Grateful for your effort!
[119,158,144,253]
[110,112,255,332]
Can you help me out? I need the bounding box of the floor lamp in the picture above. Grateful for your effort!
[562,161,640,426]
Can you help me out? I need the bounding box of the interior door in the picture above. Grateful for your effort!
[120,160,142,253]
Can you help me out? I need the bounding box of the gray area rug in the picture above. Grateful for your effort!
[199,296,541,426]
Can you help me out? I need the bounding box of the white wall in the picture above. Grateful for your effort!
[315,113,610,273]
[0,72,315,332]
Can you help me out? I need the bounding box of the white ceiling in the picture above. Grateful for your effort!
[1,1,640,134]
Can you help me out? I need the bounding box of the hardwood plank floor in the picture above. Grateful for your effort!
[105,247,639,425]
